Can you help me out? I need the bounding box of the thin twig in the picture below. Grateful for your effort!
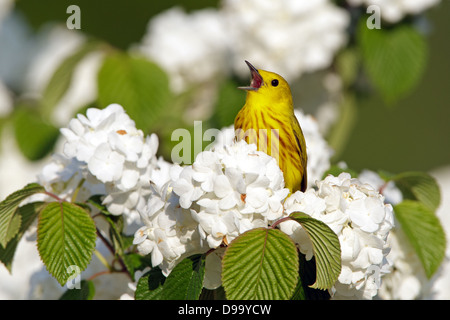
[96,228,132,280]
[270,216,291,229]
[87,270,112,281]
[43,191,64,202]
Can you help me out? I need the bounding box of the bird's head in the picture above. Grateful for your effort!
[238,60,293,108]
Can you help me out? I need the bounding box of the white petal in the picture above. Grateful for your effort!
[120,169,140,190]
[172,178,193,196]
[151,248,164,267]
[246,188,267,208]
[219,193,237,210]
[214,175,232,198]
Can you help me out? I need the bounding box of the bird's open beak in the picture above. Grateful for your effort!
[238,60,263,91]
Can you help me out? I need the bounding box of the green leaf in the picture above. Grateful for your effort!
[288,212,341,290]
[222,228,299,300]
[199,286,227,300]
[37,202,97,286]
[0,202,45,271]
[104,214,125,255]
[135,267,166,300]
[122,252,152,281]
[394,200,446,278]
[0,183,45,247]
[86,195,110,215]
[135,255,205,300]
[41,40,100,116]
[59,280,96,300]
[13,106,60,160]
[358,22,427,104]
[391,171,441,211]
[159,254,206,300]
[291,253,331,300]
[97,53,173,133]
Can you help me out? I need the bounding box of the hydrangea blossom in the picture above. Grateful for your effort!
[137,0,349,90]
[133,175,204,276]
[347,0,440,23]
[38,104,160,231]
[186,141,289,244]
[358,169,432,299]
[37,153,105,203]
[377,228,428,299]
[134,140,289,276]
[280,172,394,299]
[358,170,403,206]
[223,0,350,81]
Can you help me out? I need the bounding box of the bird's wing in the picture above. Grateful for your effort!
[291,115,308,191]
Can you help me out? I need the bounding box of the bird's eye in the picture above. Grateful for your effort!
[271,79,279,87]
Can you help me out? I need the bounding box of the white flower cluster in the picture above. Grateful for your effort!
[35,104,396,299]
[280,172,394,299]
[347,0,440,23]
[358,170,430,300]
[134,140,289,276]
[358,170,403,206]
[377,228,428,299]
[137,0,350,91]
[39,104,160,229]
[37,153,105,204]
[133,159,203,275]
[223,0,350,81]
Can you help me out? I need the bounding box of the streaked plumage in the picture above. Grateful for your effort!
[234,61,307,193]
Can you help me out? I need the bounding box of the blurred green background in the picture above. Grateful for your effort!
[14,0,450,174]
[342,1,450,173]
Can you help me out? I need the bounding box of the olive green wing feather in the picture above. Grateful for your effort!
[291,115,308,192]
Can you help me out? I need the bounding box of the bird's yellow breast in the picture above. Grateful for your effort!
[234,63,307,193]
[234,102,306,193]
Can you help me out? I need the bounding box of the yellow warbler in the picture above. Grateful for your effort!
[234,61,307,193]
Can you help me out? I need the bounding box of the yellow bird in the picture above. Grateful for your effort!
[234,61,307,193]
